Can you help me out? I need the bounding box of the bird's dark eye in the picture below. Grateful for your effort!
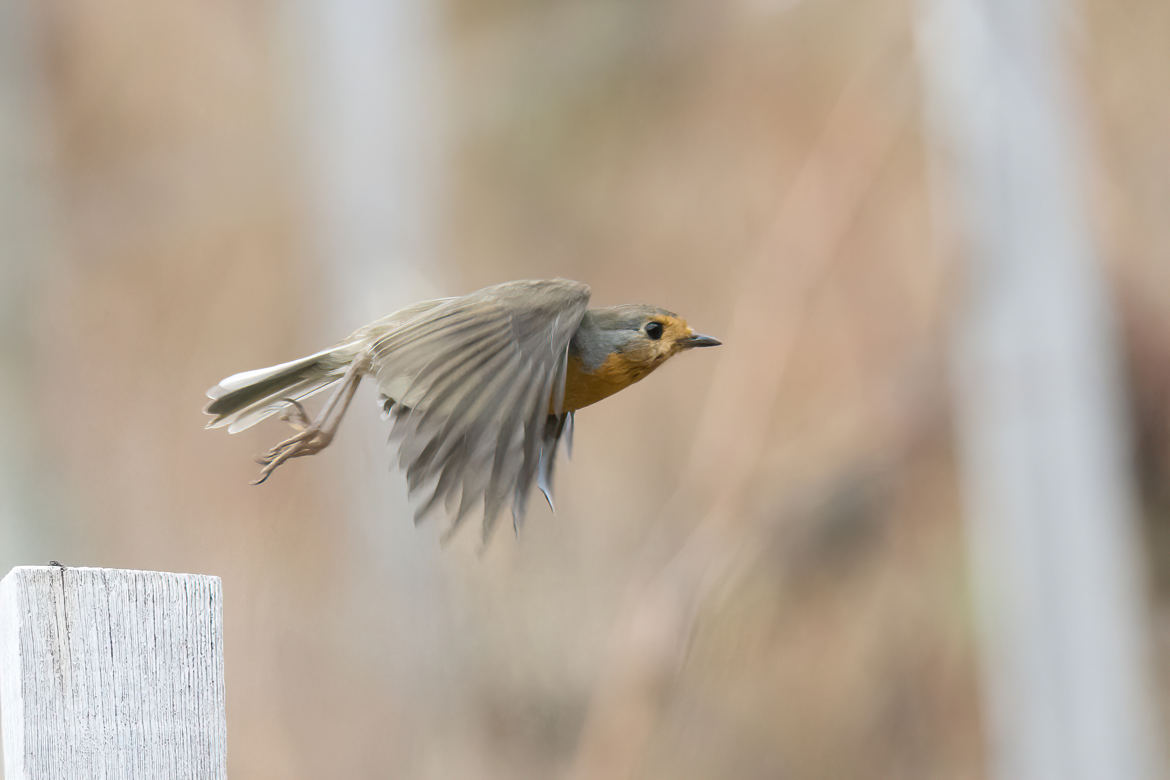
[644,321,664,340]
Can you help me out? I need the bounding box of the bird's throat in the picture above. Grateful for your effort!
[559,353,654,412]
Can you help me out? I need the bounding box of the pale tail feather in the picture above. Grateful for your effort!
[204,342,361,433]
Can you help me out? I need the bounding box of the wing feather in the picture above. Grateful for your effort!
[482,360,544,538]
[368,279,590,538]
[400,347,521,478]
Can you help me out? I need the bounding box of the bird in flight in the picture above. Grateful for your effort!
[205,278,720,541]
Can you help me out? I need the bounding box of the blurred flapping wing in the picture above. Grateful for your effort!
[368,279,591,540]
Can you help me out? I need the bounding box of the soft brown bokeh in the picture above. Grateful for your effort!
[1,0,1166,777]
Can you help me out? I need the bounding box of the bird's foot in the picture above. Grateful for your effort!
[252,426,333,485]
[278,398,313,431]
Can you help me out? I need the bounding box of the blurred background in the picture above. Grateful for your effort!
[1,0,1167,777]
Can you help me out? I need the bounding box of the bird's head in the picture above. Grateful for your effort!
[586,304,721,378]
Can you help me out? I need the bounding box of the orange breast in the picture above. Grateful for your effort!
[555,353,653,413]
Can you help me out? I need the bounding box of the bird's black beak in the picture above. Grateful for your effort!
[681,333,722,349]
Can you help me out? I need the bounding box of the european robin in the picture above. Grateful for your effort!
[205,279,720,539]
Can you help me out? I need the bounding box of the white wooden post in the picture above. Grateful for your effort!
[0,566,226,779]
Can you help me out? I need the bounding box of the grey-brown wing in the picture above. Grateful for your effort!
[368,279,591,540]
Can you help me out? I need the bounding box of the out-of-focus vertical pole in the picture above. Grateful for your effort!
[0,1,56,570]
[918,1,1163,779]
[285,0,445,525]
[284,0,451,713]
[290,0,445,319]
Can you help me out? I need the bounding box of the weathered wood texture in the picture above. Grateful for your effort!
[0,566,226,779]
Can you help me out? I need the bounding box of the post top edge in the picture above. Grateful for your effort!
[2,565,222,585]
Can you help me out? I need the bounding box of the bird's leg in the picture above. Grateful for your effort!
[253,354,371,485]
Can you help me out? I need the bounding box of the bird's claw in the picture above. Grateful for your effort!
[251,426,333,485]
